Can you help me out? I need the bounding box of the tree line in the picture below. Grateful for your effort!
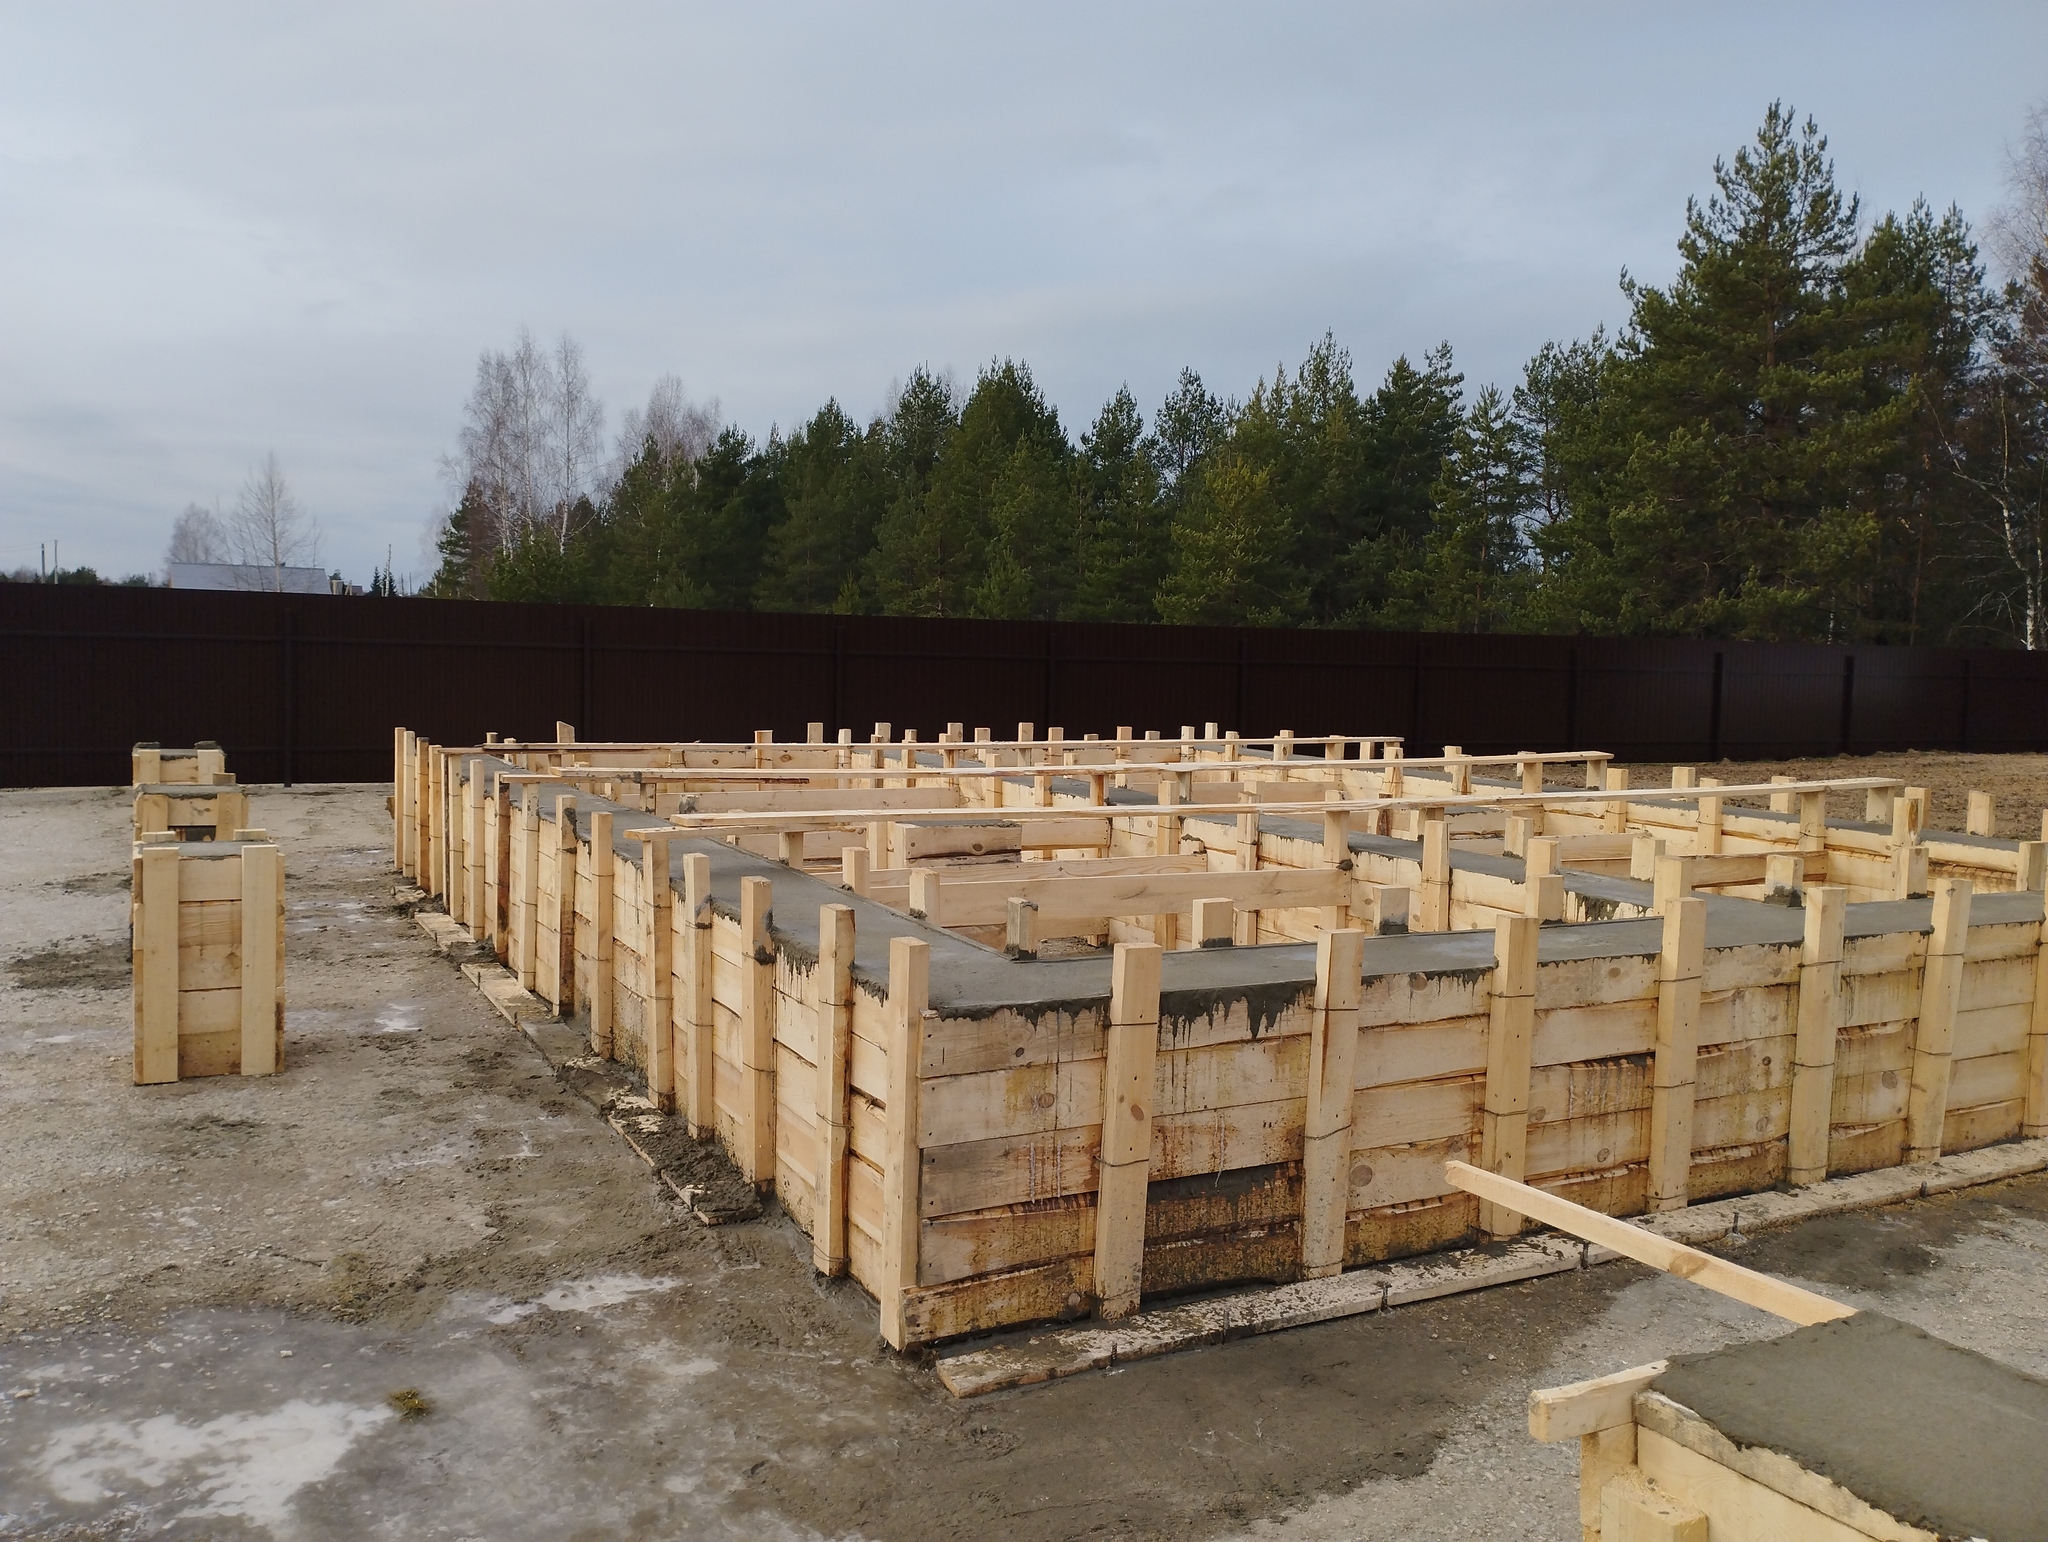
[426,105,2048,648]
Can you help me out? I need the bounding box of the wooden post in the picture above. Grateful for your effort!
[1648,897,1707,1212]
[2027,886,2048,1138]
[133,841,181,1085]
[463,771,485,931]
[1967,790,1994,837]
[1788,885,1847,1185]
[1528,872,1565,923]
[1630,834,1664,881]
[1603,767,1629,833]
[682,852,715,1137]
[1504,813,1532,859]
[1651,854,1692,917]
[908,867,941,924]
[239,839,282,1076]
[415,737,431,887]
[1005,896,1039,959]
[1768,774,1796,815]
[740,874,775,1185]
[1444,744,1471,796]
[1193,897,1234,948]
[392,727,408,869]
[1094,942,1162,1319]
[1891,793,1928,899]
[645,830,676,1112]
[1798,789,1828,852]
[555,719,577,743]
[813,903,855,1277]
[589,811,615,1057]
[427,747,445,897]
[1765,851,1805,903]
[1696,775,1723,856]
[840,846,869,896]
[1153,779,1182,950]
[515,787,540,989]
[879,935,930,1350]
[1234,793,1260,944]
[777,829,805,869]
[1865,784,1897,825]
[2018,841,2046,892]
[400,729,418,877]
[1301,929,1365,1278]
[550,797,578,1016]
[1478,915,1540,1238]
[1519,754,1542,798]
[1906,878,1973,1163]
[1419,811,1450,932]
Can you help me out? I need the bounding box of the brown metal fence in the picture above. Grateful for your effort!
[4,584,2043,786]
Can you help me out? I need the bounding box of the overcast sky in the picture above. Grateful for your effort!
[3,4,2045,586]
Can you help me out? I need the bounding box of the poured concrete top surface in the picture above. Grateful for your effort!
[1652,1312,2048,1541]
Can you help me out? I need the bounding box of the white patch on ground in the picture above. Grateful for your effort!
[34,1398,393,1526]
[372,1003,420,1034]
[486,1274,680,1325]
[32,1035,76,1045]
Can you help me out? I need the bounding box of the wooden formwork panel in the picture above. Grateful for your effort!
[131,839,284,1084]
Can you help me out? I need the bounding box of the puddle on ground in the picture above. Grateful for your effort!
[0,1279,840,1541]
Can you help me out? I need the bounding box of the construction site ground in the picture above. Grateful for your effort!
[3,754,2046,1541]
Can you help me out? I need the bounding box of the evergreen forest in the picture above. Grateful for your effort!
[424,106,2048,649]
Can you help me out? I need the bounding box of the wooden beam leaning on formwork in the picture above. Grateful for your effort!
[1445,1161,1856,1326]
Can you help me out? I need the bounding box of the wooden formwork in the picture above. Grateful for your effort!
[403,726,2048,1348]
[132,741,226,787]
[133,782,250,843]
[131,833,284,1084]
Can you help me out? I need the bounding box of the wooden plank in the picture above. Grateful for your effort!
[134,843,181,1084]
[2031,905,2048,1138]
[1907,878,1972,1161]
[1635,1428,1880,1542]
[1527,1360,1668,1441]
[1445,1160,1855,1324]
[644,828,675,1111]
[879,936,930,1350]
[1094,943,1163,1319]
[1302,929,1365,1278]
[1477,915,1538,1237]
[1649,898,1707,1212]
[813,904,856,1277]
[238,845,280,1077]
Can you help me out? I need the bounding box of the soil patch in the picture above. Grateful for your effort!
[9,934,130,992]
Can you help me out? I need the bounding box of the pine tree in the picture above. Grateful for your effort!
[1414,386,1535,631]
[754,401,887,612]
[1155,454,1305,626]
[1068,387,1166,622]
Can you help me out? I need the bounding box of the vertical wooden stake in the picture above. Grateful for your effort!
[1478,915,1540,1238]
[1788,885,1847,1185]
[1697,776,1723,856]
[1967,790,1994,837]
[740,874,776,1185]
[879,935,930,1350]
[1603,767,1630,834]
[908,867,942,924]
[1798,789,1828,854]
[778,829,806,869]
[814,904,855,1277]
[1094,942,1163,1319]
[682,852,715,1137]
[1648,897,1707,1212]
[1769,775,1797,815]
[2026,886,2048,1137]
[2017,841,2046,893]
[1419,811,1450,932]
[1651,855,1692,917]
[463,770,484,930]
[1301,929,1365,1278]
[551,797,578,1017]
[840,846,869,896]
[589,811,615,1057]
[1005,897,1039,959]
[400,729,418,877]
[1153,779,1182,950]
[392,727,408,869]
[239,841,282,1076]
[428,747,445,897]
[134,842,181,1085]
[645,830,675,1112]
[515,787,540,990]
[415,737,432,888]
[1906,878,1973,1162]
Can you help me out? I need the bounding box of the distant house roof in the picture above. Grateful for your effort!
[168,563,332,594]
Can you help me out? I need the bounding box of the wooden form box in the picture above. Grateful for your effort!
[410,735,2048,1350]
[133,782,250,843]
[133,741,225,787]
[132,835,285,1084]
[1531,1313,2048,1541]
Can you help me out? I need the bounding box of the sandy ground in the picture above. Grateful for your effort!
[2,761,2046,1540]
